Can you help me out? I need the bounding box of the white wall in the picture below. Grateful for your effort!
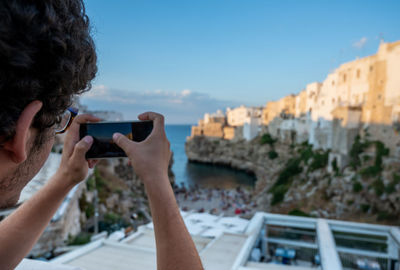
[243,117,261,141]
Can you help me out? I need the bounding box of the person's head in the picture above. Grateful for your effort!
[0,0,97,208]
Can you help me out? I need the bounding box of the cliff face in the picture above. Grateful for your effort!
[79,155,175,231]
[185,136,400,225]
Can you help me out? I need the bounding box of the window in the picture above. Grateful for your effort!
[369,65,374,72]
[343,74,347,82]
[332,80,335,86]
[356,69,360,78]
[332,98,335,104]
[378,94,382,100]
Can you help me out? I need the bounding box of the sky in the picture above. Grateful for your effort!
[81,0,400,124]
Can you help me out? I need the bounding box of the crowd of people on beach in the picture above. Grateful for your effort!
[173,183,258,218]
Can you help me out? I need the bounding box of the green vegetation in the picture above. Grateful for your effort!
[269,142,330,205]
[377,211,397,222]
[260,133,277,146]
[372,179,385,196]
[288,208,310,217]
[79,193,95,219]
[360,165,382,178]
[331,158,339,175]
[100,212,130,233]
[298,142,313,162]
[360,141,389,178]
[67,232,92,246]
[361,204,370,213]
[269,158,302,205]
[308,151,329,172]
[349,136,370,169]
[347,200,354,206]
[350,136,389,178]
[87,167,121,204]
[353,181,363,193]
[270,185,288,205]
[384,173,400,194]
[104,212,122,224]
[268,150,278,160]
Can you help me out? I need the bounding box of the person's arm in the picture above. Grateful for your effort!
[113,112,203,270]
[0,114,99,270]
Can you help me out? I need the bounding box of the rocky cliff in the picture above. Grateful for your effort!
[78,155,175,234]
[185,135,400,225]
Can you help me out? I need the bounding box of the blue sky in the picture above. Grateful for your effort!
[81,0,400,124]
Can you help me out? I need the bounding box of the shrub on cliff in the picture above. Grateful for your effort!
[360,140,389,178]
[353,181,363,193]
[349,135,370,169]
[67,232,92,246]
[372,179,385,196]
[260,133,277,146]
[269,158,303,205]
[270,185,288,205]
[288,208,310,217]
[308,151,329,172]
[386,173,400,194]
[297,142,313,162]
[268,150,279,160]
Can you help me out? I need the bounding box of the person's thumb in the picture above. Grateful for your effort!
[113,133,132,152]
[71,136,93,160]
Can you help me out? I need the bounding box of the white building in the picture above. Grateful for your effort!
[226,106,263,127]
[243,116,262,141]
[84,110,124,122]
[18,211,400,270]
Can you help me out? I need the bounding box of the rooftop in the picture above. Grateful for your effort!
[17,211,400,270]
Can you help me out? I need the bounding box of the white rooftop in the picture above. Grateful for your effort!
[49,211,251,270]
[17,212,400,270]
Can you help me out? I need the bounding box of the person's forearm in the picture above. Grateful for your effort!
[0,173,74,270]
[144,175,203,270]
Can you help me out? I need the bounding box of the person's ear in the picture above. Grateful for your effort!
[2,101,43,164]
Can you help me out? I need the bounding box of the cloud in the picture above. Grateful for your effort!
[352,37,368,49]
[80,85,239,124]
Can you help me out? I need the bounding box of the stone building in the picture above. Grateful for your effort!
[191,107,262,141]
[191,40,400,161]
[262,94,297,126]
[191,110,227,139]
[261,40,400,162]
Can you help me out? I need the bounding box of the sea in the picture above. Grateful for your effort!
[165,125,256,190]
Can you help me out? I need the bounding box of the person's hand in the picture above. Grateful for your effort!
[113,112,171,186]
[55,114,101,186]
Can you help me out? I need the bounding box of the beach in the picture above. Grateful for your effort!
[173,184,258,218]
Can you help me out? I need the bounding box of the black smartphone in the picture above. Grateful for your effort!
[79,121,153,159]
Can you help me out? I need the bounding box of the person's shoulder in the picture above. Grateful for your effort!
[16,259,84,270]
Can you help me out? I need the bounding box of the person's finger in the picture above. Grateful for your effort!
[113,133,136,153]
[63,114,101,156]
[68,114,101,136]
[70,136,93,162]
[138,112,164,133]
[88,159,98,169]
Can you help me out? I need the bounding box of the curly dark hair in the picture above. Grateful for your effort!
[0,0,97,142]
